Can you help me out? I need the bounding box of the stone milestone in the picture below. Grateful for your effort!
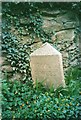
[30,42,65,89]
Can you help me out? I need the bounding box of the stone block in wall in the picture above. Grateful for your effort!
[42,11,78,33]
[42,18,63,32]
[55,12,77,24]
[30,42,65,89]
[42,19,76,34]
[41,10,64,17]
[52,29,75,41]
[64,22,77,29]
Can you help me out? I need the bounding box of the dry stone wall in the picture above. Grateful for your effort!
[41,10,79,71]
[1,9,79,80]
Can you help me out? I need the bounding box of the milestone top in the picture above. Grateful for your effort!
[30,42,61,56]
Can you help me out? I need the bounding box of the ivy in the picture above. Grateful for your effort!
[2,2,52,42]
[1,2,54,81]
[2,32,31,81]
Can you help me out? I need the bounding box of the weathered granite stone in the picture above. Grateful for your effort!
[30,42,65,89]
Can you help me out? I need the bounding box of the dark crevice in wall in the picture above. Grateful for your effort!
[55,27,76,32]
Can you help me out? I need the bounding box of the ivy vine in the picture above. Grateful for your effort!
[2,31,31,81]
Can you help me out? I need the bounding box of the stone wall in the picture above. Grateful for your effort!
[39,10,79,71]
[1,9,80,79]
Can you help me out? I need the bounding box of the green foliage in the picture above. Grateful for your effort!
[1,3,81,119]
[1,2,52,81]
[2,32,31,81]
[65,66,81,84]
[2,2,81,82]
[2,2,52,43]
[2,2,81,45]
[2,67,81,120]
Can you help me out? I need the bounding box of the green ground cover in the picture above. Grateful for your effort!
[2,67,81,120]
